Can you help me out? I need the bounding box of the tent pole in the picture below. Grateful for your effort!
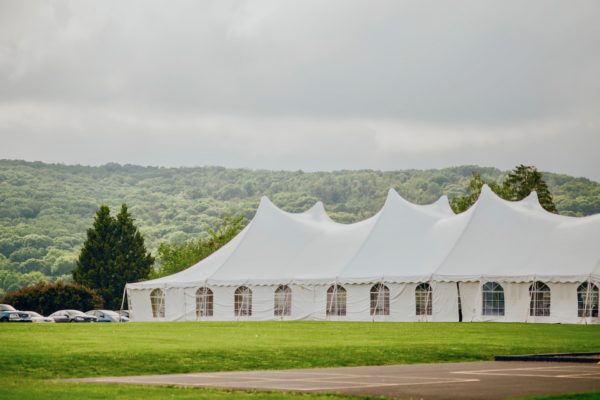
[371,283,375,322]
[425,280,431,323]
[380,278,385,318]
[456,282,462,322]
[531,276,537,323]
[198,284,201,320]
[531,279,535,323]
[287,282,292,318]
[283,285,288,319]
[235,287,239,321]
[333,280,338,317]
[119,285,127,315]
[181,287,187,321]
[373,278,383,322]
[206,280,210,319]
[245,286,248,318]
[160,284,166,319]
[200,284,205,320]
[240,286,245,319]
[593,276,598,320]
[326,283,331,319]
[204,288,208,318]
[475,276,483,322]
[584,277,591,324]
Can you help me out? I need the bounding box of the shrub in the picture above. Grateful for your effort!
[1,282,103,315]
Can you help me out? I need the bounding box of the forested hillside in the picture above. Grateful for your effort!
[1,159,599,297]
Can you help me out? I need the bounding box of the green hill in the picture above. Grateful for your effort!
[1,159,599,297]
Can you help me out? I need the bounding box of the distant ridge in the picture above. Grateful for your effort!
[0,159,599,297]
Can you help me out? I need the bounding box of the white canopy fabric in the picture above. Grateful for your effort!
[127,185,600,291]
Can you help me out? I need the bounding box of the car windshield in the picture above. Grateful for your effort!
[27,312,42,317]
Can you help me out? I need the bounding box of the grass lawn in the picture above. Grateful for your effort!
[1,321,599,399]
[522,393,600,400]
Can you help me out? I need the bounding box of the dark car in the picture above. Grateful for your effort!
[49,310,97,323]
[85,310,128,322]
[0,310,32,322]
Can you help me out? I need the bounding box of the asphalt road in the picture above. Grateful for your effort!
[74,361,600,399]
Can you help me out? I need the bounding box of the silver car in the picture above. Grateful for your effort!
[24,311,55,323]
[86,310,129,322]
[49,310,97,323]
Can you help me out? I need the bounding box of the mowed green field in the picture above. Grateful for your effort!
[1,322,599,399]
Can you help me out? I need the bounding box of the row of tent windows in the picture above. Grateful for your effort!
[149,282,600,319]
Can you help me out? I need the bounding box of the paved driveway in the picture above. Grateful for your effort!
[74,361,600,399]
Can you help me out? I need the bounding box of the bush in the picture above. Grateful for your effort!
[1,282,103,315]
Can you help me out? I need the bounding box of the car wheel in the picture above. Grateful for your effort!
[0,317,7,322]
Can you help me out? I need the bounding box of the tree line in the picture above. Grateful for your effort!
[1,160,599,297]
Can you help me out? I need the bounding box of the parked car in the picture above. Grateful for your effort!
[49,310,97,323]
[24,311,55,323]
[0,304,18,322]
[85,310,128,322]
[0,304,16,312]
[0,310,32,322]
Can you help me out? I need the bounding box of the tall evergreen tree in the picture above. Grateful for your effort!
[451,165,557,213]
[113,204,154,308]
[73,204,153,309]
[73,205,116,302]
[501,165,557,212]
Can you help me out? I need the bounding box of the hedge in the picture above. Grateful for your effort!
[1,282,103,315]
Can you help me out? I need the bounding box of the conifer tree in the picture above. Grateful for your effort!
[501,164,557,212]
[112,204,154,308]
[451,165,557,213]
[73,204,153,309]
[73,205,116,302]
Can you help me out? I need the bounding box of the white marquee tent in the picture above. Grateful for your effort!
[126,185,600,324]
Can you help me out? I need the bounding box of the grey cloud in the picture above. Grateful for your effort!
[0,0,599,180]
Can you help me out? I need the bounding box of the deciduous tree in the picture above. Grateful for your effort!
[152,214,245,278]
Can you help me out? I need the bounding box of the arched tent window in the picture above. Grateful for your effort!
[370,283,390,316]
[326,285,346,316]
[150,288,165,318]
[274,285,292,317]
[234,286,252,317]
[482,282,505,316]
[196,287,213,317]
[415,283,432,316]
[578,282,599,318]
[529,281,551,316]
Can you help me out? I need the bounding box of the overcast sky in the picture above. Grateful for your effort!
[1,1,599,180]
